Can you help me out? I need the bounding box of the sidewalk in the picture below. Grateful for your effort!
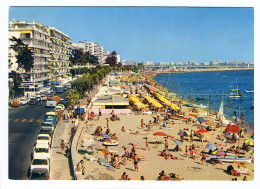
[50,110,74,180]
[49,83,102,180]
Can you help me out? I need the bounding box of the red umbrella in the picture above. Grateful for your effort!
[225,125,240,133]
[196,128,209,134]
[153,132,168,136]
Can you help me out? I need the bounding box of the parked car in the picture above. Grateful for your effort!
[20,98,29,105]
[43,112,57,126]
[41,122,55,133]
[55,104,65,111]
[36,134,52,147]
[40,94,47,101]
[28,97,38,105]
[59,99,68,108]
[11,100,20,107]
[30,158,50,179]
[38,128,54,137]
[33,142,50,160]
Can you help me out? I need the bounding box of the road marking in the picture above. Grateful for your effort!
[36,119,41,123]
[21,119,26,122]
[29,119,34,122]
[14,119,19,122]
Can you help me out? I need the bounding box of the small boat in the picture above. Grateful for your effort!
[210,156,252,163]
[192,104,208,109]
[245,90,254,93]
[196,97,206,101]
[229,78,243,98]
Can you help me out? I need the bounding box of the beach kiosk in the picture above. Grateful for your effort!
[90,94,131,115]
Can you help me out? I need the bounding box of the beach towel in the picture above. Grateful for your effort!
[97,158,110,167]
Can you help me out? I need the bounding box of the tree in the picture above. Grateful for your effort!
[9,71,24,98]
[106,51,117,66]
[9,36,34,72]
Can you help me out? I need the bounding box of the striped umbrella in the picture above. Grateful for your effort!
[178,130,191,137]
[105,138,112,143]
[247,149,254,154]
[240,128,248,133]
[212,150,226,156]
[239,130,247,137]
[196,128,209,134]
[244,138,254,146]
[96,126,104,130]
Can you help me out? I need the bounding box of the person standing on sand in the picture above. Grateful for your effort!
[141,119,144,129]
[104,146,109,162]
[106,118,109,128]
[165,139,169,153]
[133,153,140,172]
[185,145,188,157]
[145,137,150,151]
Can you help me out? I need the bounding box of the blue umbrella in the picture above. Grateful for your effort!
[198,117,205,123]
[206,144,217,151]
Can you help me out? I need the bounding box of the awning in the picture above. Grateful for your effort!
[21,30,31,34]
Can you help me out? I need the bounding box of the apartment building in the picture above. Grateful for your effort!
[8,19,72,97]
[46,26,71,78]
[72,41,105,64]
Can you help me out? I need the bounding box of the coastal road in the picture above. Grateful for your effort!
[8,92,67,180]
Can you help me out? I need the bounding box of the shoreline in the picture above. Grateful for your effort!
[151,70,254,132]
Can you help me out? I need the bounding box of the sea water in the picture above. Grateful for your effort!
[154,69,254,126]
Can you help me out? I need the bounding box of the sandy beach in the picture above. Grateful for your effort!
[75,104,254,181]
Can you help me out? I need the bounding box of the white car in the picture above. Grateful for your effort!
[55,104,65,111]
[30,157,50,179]
[33,143,50,160]
[20,98,29,105]
[41,94,47,101]
[36,134,52,147]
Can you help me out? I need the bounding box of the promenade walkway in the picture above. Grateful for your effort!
[50,111,74,180]
[49,83,102,180]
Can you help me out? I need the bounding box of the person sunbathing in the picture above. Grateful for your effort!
[111,133,118,140]
[161,150,168,159]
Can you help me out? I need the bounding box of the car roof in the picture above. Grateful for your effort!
[38,134,50,138]
[42,122,53,125]
[35,143,49,149]
[46,112,56,115]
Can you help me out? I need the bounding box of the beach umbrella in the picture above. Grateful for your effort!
[247,149,254,154]
[153,132,168,137]
[240,128,248,133]
[225,125,240,133]
[96,126,104,130]
[197,117,205,123]
[173,140,183,146]
[206,144,217,151]
[251,134,254,139]
[244,138,254,146]
[212,150,226,156]
[196,128,209,134]
[132,81,137,85]
[239,130,247,137]
[163,120,170,124]
[105,138,112,143]
[178,131,191,137]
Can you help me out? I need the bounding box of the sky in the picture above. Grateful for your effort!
[9,7,254,63]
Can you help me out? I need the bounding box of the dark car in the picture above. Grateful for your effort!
[28,97,38,105]
[38,128,54,137]
[59,100,68,108]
